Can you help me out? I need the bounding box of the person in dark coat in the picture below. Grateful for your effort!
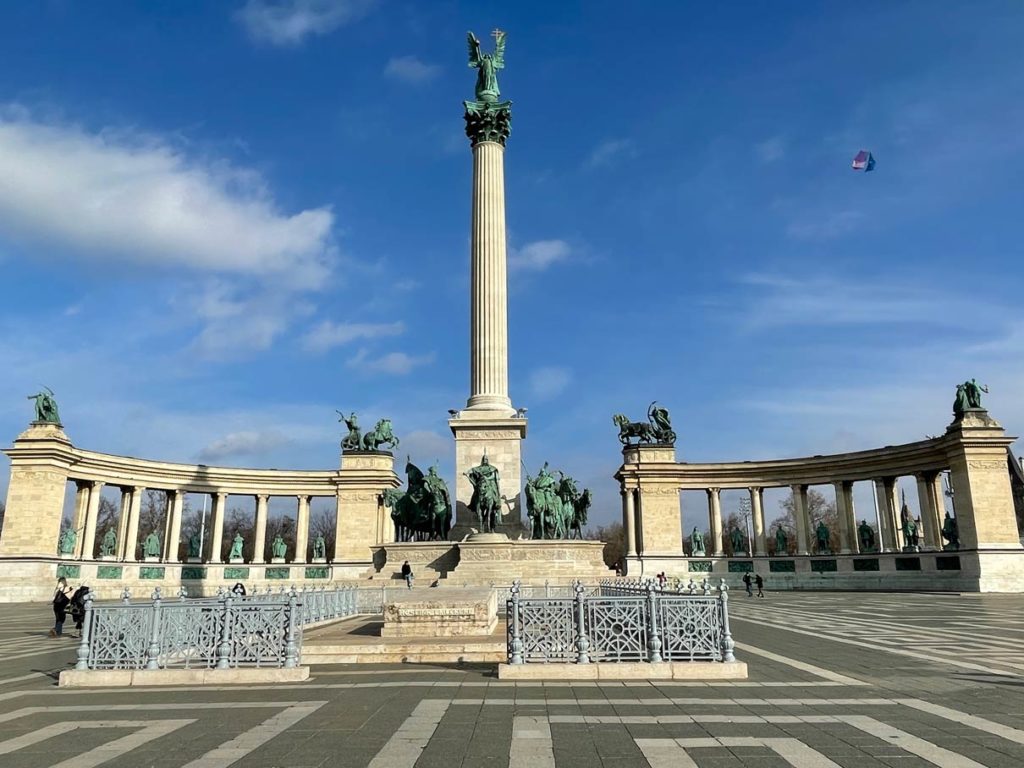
[49,577,72,637]
[69,585,90,637]
[742,572,753,597]
[755,573,765,598]
[401,561,413,589]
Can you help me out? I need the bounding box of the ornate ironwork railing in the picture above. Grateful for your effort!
[75,585,373,671]
[505,579,736,665]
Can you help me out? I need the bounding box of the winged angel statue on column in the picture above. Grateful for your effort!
[467,29,506,103]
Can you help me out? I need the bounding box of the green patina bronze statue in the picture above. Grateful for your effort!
[690,527,706,556]
[613,402,676,446]
[100,528,117,557]
[815,521,830,554]
[941,511,960,550]
[271,535,287,559]
[27,387,61,424]
[464,30,512,147]
[524,464,591,539]
[466,455,502,533]
[389,461,452,541]
[729,525,746,555]
[338,411,361,451]
[953,379,989,417]
[774,525,788,555]
[467,30,505,103]
[229,533,244,560]
[857,519,876,552]
[143,531,161,558]
[187,533,201,559]
[313,534,327,559]
[362,419,399,452]
[58,527,77,555]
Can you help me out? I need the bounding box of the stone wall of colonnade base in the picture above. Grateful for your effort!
[615,409,1024,593]
[0,423,401,591]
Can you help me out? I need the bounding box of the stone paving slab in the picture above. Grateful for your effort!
[1,593,1024,766]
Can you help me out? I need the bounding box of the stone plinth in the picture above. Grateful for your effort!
[371,542,460,581]
[381,587,497,638]
[451,539,609,586]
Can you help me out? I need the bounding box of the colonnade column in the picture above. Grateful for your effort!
[623,490,637,557]
[122,486,143,561]
[164,490,184,563]
[295,495,311,563]
[875,478,899,552]
[749,487,766,556]
[253,494,269,563]
[209,493,227,563]
[707,487,723,556]
[81,481,103,560]
[916,473,943,550]
[834,481,857,554]
[71,482,90,557]
[792,484,810,555]
[115,488,131,558]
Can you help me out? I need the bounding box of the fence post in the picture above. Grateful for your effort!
[646,581,663,663]
[121,587,131,605]
[178,586,188,601]
[216,594,233,670]
[718,580,736,663]
[145,587,163,670]
[508,580,524,665]
[284,587,299,669]
[574,580,590,664]
[74,592,95,671]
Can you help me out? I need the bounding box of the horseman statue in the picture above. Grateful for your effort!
[525,463,593,539]
[612,401,676,446]
[386,460,452,541]
[465,455,502,534]
[361,418,400,451]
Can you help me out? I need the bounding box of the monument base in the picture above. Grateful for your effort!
[381,587,498,638]
[311,557,327,564]
[229,557,244,565]
[144,556,159,563]
[271,557,285,564]
[186,557,201,563]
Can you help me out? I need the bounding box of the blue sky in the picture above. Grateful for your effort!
[2,1,1023,529]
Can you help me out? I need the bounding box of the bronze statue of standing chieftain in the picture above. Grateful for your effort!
[613,402,676,446]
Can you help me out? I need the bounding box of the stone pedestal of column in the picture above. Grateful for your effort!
[449,413,527,540]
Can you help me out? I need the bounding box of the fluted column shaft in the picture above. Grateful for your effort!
[750,487,766,556]
[707,488,724,556]
[122,487,143,561]
[164,490,184,563]
[295,495,311,563]
[209,493,227,563]
[81,481,103,560]
[623,490,637,557]
[792,485,810,555]
[253,495,269,563]
[875,478,900,552]
[467,140,512,411]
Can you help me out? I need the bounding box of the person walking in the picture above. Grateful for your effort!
[401,561,413,589]
[742,572,753,597]
[49,576,72,637]
[755,573,765,598]
[69,585,91,638]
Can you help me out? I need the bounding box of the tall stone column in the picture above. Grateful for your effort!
[450,88,527,537]
[875,478,900,552]
[792,485,810,555]
[253,494,269,564]
[295,495,311,563]
[209,493,227,563]
[915,473,941,550]
[122,486,143,561]
[834,481,857,554]
[750,487,766,556]
[81,481,103,560]
[623,490,637,557]
[72,482,90,558]
[164,490,184,563]
[707,487,723,556]
[115,487,131,558]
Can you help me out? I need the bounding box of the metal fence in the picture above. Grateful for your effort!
[75,585,375,671]
[505,578,736,665]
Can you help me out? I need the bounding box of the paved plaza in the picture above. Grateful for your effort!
[2,592,1024,767]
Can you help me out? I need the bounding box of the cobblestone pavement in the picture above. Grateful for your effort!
[2,591,1024,767]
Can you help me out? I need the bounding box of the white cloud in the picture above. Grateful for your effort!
[529,366,572,401]
[198,430,289,462]
[347,349,435,375]
[301,320,405,353]
[509,239,571,272]
[587,138,636,168]
[0,107,334,288]
[755,136,785,164]
[235,0,375,46]
[384,56,441,83]
[401,430,450,464]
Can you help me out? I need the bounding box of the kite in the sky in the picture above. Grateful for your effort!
[851,150,875,172]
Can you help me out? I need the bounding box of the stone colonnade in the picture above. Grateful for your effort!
[0,423,400,566]
[616,410,1022,589]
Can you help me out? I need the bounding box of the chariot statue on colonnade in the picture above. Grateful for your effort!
[613,402,676,446]
[337,411,400,452]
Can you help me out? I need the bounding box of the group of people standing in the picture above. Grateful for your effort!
[741,572,765,598]
[50,577,90,638]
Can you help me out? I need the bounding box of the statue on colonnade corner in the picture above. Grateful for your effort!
[143,531,161,558]
[729,525,746,555]
[466,454,502,533]
[58,527,77,555]
[774,525,788,555]
[690,527,706,556]
[953,379,989,417]
[27,387,61,424]
[361,418,400,451]
[815,521,830,554]
[337,411,362,451]
[941,511,960,550]
[857,519,876,552]
[100,528,117,557]
[613,401,676,446]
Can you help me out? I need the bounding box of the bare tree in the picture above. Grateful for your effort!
[585,522,625,571]
[772,488,839,554]
[92,497,120,557]
[265,515,296,560]
[222,506,255,561]
[139,490,167,539]
[308,509,336,561]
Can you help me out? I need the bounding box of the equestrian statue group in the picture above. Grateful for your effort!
[338,411,400,452]
[524,462,592,539]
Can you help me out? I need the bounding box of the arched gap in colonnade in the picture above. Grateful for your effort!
[180,492,209,561]
[91,486,122,559]
[222,494,255,562]
[720,489,751,556]
[762,487,793,555]
[309,497,336,561]
[805,484,838,555]
[138,490,168,561]
[680,490,708,556]
[265,497,296,562]
[850,480,879,552]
